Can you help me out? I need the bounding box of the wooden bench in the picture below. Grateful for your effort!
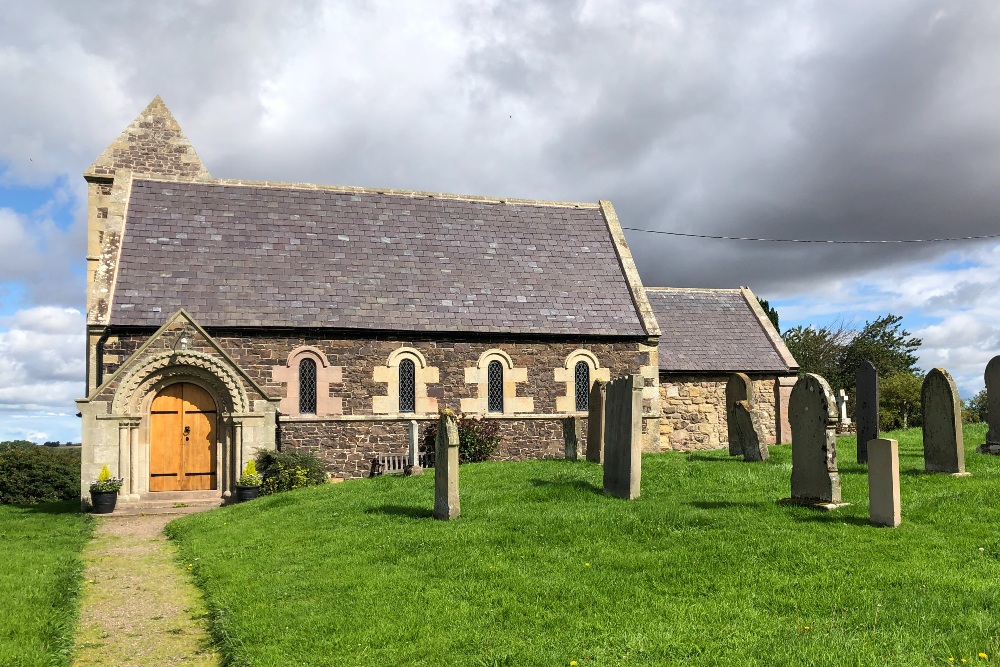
[370,451,435,477]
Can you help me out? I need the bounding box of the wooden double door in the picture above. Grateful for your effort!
[150,383,218,492]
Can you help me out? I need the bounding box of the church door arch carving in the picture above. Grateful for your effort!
[149,382,218,491]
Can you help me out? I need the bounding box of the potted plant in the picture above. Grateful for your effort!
[235,460,262,502]
[89,465,124,514]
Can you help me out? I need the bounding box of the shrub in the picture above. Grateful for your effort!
[421,416,502,463]
[255,450,326,495]
[89,464,123,493]
[0,444,80,505]
[964,389,988,424]
[238,459,262,487]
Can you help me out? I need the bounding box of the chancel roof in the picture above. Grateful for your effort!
[648,287,798,373]
[109,178,648,336]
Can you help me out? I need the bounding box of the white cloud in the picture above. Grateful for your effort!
[0,306,84,415]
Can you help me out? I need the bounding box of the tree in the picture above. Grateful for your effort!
[757,297,779,332]
[964,389,988,424]
[837,315,921,391]
[782,322,852,386]
[880,371,923,430]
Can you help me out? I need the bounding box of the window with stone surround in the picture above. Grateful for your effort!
[271,346,343,417]
[555,350,610,414]
[462,349,533,415]
[373,348,439,415]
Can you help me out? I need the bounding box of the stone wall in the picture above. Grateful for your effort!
[658,373,781,451]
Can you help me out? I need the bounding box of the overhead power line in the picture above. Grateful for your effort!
[619,227,1000,244]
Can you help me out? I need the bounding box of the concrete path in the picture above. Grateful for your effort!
[72,515,219,667]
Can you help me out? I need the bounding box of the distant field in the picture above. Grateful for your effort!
[0,502,92,667]
[168,424,1000,666]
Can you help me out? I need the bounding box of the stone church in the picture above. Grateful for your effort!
[76,97,663,505]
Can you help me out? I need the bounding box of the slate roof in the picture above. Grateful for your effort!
[109,179,648,336]
[648,287,797,373]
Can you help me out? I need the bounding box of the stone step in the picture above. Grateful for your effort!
[105,492,228,517]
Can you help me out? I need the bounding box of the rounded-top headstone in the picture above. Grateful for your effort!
[985,356,1000,447]
[788,373,841,504]
[726,373,753,456]
[921,368,965,474]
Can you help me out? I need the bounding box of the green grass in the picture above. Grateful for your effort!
[168,425,1000,666]
[0,501,93,667]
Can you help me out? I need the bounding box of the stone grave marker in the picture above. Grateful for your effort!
[726,373,753,456]
[732,400,768,462]
[587,380,606,463]
[921,368,967,475]
[836,389,851,426]
[404,419,423,476]
[434,411,460,520]
[603,374,642,500]
[563,416,582,460]
[983,356,1000,454]
[855,361,879,464]
[787,373,844,507]
[868,438,900,527]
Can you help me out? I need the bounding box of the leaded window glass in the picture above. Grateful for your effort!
[575,361,590,412]
[487,360,504,413]
[298,358,317,414]
[399,358,416,412]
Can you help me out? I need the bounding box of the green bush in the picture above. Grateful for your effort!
[421,416,502,463]
[0,443,80,505]
[964,389,988,424]
[255,450,326,495]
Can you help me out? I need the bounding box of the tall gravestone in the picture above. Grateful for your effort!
[563,416,581,460]
[404,419,422,476]
[921,368,966,474]
[603,375,642,500]
[434,411,460,520]
[726,373,753,456]
[788,373,843,505]
[836,389,851,425]
[855,361,879,464]
[868,438,901,527]
[732,400,768,462]
[587,380,606,463]
[984,356,1000,453]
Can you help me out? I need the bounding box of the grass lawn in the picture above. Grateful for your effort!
[0,501,93,667]
[168,424,1000,666]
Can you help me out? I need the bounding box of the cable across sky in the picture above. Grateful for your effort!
[619,227,1000,244]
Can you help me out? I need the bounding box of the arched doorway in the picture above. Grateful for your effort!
[149,383,218,491]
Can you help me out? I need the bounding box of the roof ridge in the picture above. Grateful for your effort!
[645,286,742,293]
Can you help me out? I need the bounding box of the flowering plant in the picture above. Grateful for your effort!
[89,464,124,493]
[237,460,262,487]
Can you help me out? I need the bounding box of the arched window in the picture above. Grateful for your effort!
[487,360,504,413]
[398,358,416,412]
[575,360,590,412]
[298,358,317,414]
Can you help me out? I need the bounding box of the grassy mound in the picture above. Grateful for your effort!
[168,425,1000,666]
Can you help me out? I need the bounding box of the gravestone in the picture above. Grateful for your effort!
[603,374,642,500]
[836,389,851,425]
[587,380,606,463]
[983,356,1000,454]
[855,361,879,464]
[732,400,768,462]
[868,438,900,527]
[434,411,460,520]
[726,373,753,456]
[404,419,423,476]
[788,373,843,506]
[921,368,966,474]
[563,416,582,460]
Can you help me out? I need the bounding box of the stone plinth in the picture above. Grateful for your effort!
[404,419,422,476]
[563,416,581,460]
[603,374,642,500]
[868,438,900,527]
[434,412,460,520]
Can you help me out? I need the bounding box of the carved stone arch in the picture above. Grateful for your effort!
[270,346,343,417]
[113,350,249,416]
[555,349,611,413]
[373,346,439,415]
[386,346,429,369]
[461,348,533,415]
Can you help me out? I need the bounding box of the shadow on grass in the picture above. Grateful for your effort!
[791,513,871,527]
[688,500,771,510]
[684,453,744,463]
[366,505,434,519]
[528,478,604,495]
[7,500,82,516]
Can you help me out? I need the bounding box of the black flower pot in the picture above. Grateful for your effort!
[90,490,118,514]
[235,485,260,502]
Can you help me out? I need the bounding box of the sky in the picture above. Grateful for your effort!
[2,1,1000,442]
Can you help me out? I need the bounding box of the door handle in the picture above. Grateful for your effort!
[183,426,191,435]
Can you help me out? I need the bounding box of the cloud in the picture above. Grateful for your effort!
[0,307,84,414]
[0,205,84,307]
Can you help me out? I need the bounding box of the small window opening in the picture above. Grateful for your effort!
[575,361,590,412]
[299,358,317,414]
[399,358,416,412]
[487,360,504,413]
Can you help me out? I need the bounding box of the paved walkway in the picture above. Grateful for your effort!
[72,515,219,667]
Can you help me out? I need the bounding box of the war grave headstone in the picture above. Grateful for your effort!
[784,373,846,508]
[731,400,768,462]
[855,361,879,464]
[587,380,606,463]
[434,411,460,520]
[921,368,968,475]
[603,374,642,500]
[726,373,753,456]
[405,419,423,476]
[979,355,1000,455]
[563,416,582,460]
[868,438,901,527]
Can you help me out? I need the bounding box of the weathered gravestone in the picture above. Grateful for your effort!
[982,356,1000,454]
[787,373,843,506]
[855,361,879,464]
[603,374,642,500]
[732,400,768,462]
[563,416,582,460]
[726,373,753,456]
[868,438,900,527]
[404,419,423,476]
[921,368,967,475]
[587,380,606,463]
[836,389,851,426]
[434,411,460,520]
